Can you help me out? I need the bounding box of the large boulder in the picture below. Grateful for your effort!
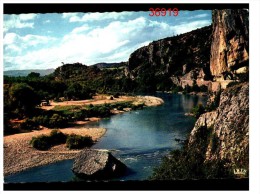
[72,149,127,179]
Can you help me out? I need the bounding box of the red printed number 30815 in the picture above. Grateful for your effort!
[149,8,179,16]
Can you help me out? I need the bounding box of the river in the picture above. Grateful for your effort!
[5,93,207,183]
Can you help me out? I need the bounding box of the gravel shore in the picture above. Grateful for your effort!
[4,127,106,176]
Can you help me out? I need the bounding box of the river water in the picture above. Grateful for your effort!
[5,93,207,183]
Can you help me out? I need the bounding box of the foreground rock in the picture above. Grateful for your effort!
[188,83,249,174]
[72,149,127,179]
[4,127,106,176]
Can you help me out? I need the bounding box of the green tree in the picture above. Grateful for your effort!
[65,82,82,100]
[27,72,40,79]
[8,83,40,117]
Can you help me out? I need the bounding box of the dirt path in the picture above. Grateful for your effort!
[4,126,106,176]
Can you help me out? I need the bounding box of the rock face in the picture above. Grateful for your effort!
[126,26,212,89]
[188,83,249,171]
[72,149,127,179]
[210,9,249,80]
[186,9,249,177]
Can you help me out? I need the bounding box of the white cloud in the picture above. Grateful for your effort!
[3,33,18,45]
[188,13,209,19]
[19,14,37,21]
[4,32,56,47]
[64,12,133,22]
[71,25,90,34]
[4,14,36,32]
[62,13,78,18]
[172,20,211,35]
[4,15,211,70]
[23,34,56,46]
[4,44,22,54]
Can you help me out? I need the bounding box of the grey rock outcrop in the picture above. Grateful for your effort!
[72,149,127,179]
[188,83,249,171]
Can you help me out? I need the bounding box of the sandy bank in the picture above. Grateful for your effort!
[134,96,164,107]
[41,95,164,110]
[4,127,106,176]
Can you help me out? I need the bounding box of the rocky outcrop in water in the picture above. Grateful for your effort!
[72,149,127,179]
[210,9,249,81]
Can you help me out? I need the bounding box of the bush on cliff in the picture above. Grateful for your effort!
[205,91,221,111]
[191,104,205,118]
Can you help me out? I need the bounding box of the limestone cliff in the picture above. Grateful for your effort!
[210,9,249,81]
[150,9,249,180]
[188,82,249,176]
[125,9,249,92]
[125,26,212,90]
[186,9,249,177]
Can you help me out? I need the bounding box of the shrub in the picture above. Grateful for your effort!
[237,73,249,82]
[113,93,120,98]
[184,85,192,94]
[66,134,93,149]
[32,115,49,126]
[73,110,87,121]
[150,126,234,180]
[199,85,208,92]
[191,83,200,92]
[205,91,221,111]
[48,114,68,128]
[30,130,66,150]
[20,119,39,131]
[172,86,183,93]
[30,135,51,150]
[32,113,68,129]
[87,104,111,117]
[49,129,67,144]
[191,104,205,118]
[227,81,239,88]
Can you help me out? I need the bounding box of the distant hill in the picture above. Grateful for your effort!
[92,62,126,69]
[4,63,126,77]
[4,69,55,77]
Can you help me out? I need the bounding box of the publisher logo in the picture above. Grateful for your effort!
[233,168,247,176]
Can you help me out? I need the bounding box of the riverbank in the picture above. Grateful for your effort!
[4,126,106,176]
[41,95,164,110]
[4,95,164,177]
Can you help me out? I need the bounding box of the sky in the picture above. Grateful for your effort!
[3,10,212,71]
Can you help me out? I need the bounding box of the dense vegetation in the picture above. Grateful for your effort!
[30,129,93,150]
[4,90,143,135]
[66,134,93,149]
